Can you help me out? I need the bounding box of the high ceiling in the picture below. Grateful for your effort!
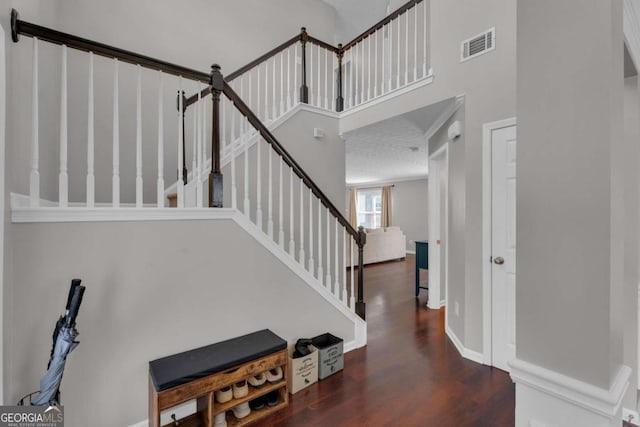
[320,0,389,43]
[344,98,458,185]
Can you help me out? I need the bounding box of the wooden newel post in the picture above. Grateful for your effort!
[176,90,188,185]
[336,44,344,112]
[356,225,366,320]
[299,27,309,104]
[209,64,224,207]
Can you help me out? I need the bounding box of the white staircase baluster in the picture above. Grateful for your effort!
[256,138,263,230]
[135,64,142,207]
[334,217,339,297]
[317,45,322,108]
[59,45,68,208]
[350,237,355,309]
[325,207,331,288]
[221,94,227,157]
[191,94,197,193]
[308,188,315,275]
[267,147,273,238]
[177,77,185,208]
[264,61,269,121]
[405,11,409,85]
[231,102,237,209]
[317,201,323,282]
[196,84,204,208]
[367,36,372,101]
[112,59,120,207]
[202,95,207,177]
[331,52,336,111]
[243,117,250,216]
[87,52,96,208]
[294,44,299,104]
[342,228,347,304]
[388,21,393,92]
[423,0,428,77]
[324,48,329,109]
[299,178,305,265]
[272,57,277,119]
[397,17,401,89]
[374,31,379,98]
[280,52,285,115]
[157,72,164,207]
[349,49,354,108]
[309,43,314,105]
[278,160,285,248]
[30,37,40,207]
[414,4,418,82]
[354,44,359,105]
[287,47,292,110]
[249,70,253,113]
[256,64,262,121]
[288,167,295,257]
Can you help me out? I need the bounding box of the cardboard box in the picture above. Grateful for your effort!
[311,333,344,380]
[287,347,318,394]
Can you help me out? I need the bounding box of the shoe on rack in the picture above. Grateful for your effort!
[233,380,249,398]
[215,386,232,403]
[249,395,266,411]
[266,367,283,383]
[232,402,251,419]
[213,412,227,427]
[248,373,267,388]
[265,390,280,407]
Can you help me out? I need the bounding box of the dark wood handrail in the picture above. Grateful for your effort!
[307,35,339,53]
[342,0,425,50]
[222,81,362,245]
[10,9,210,83]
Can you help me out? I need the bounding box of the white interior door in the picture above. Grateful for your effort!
[428,144,448,310]
[491,124,517,372]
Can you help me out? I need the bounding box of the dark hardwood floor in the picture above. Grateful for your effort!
[261,254,516,426]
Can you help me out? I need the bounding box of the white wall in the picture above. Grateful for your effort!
[6,219,356,426]
[390,178,428,252]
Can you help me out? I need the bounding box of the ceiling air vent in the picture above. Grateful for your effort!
[461,27,495,62]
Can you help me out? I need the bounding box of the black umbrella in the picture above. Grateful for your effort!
[31,279,86,406]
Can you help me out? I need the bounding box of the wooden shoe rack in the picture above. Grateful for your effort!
[149,330,289,427]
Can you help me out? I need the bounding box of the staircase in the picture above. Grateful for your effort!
[5,2,433,425]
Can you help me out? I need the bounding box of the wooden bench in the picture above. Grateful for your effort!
[149,329,288,427]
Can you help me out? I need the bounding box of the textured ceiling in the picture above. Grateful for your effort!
[320,0,389,43]
[344,98,457,185]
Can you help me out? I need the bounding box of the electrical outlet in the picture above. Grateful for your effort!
[454,301,460,316]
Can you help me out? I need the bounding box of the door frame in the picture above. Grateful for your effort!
[428,143,449,312]
[482,117,516,366]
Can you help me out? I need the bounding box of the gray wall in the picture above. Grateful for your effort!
[390,178,428,252]
[429,109,465,338]
[339,0,516,353]
[6,220,356,426]
[623,75,639,409]
[517,0,624,389]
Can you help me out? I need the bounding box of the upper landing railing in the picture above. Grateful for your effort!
[183,0,431,119]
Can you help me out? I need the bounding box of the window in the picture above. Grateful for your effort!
[357,188,382,229]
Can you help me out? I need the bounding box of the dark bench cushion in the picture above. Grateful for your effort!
[149,329,287,392]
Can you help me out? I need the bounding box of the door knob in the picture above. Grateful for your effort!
[494,256,504,265]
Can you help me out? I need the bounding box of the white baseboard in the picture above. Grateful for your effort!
[510,358,631,426]
[623,407,640,425]
[445,325,485,365]
[405,250,416,255]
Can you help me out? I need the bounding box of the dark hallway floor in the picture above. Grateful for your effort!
[262,254,516,426]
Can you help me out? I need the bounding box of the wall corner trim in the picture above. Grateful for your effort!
[510,358,631,420]
[445,325,485,365]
